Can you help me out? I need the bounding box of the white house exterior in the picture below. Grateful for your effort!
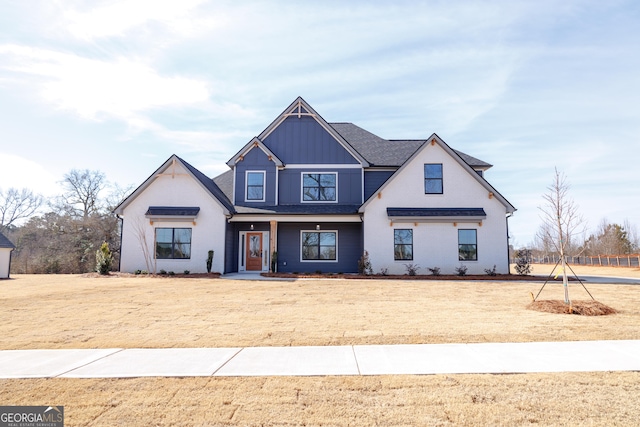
[115,97,515,275]
[115,157,231,274]
[0,231,15,279]
[360,136,513,275]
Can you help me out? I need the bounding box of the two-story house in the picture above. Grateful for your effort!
[114,97,515,275]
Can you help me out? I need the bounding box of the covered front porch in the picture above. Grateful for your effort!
[226,214,363,274]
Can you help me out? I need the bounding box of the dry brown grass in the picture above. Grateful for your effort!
[1,273,639,426]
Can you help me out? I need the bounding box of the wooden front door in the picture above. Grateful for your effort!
[246,233,263,271]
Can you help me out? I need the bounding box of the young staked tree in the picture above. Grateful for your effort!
[537,168,586,304]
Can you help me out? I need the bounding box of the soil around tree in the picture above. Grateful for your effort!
[527,300,617,316]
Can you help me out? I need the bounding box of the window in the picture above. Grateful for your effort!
[458,229,477,261]
[155,228,192,259]
[394,229,413,261]
[302,231,336,260]
[302,173,336,202]
[424,164,443,194]
[246,171,265,201]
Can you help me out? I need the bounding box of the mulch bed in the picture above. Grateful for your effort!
[527,300,617,316]
[262,273,568,281]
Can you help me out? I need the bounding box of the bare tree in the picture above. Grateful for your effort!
[60,169,107,220]
[537,168,586,304]
[0,187,43,233]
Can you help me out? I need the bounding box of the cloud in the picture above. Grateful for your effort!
[0,44,212,120]
[60,0,216,40]
[0,153,59,196]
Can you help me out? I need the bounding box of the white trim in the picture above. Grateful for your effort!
[245,170,266,202]
[300,229,338,263]
[301,172,338,203]
[238,231,270,272]
[229,214,361,223]
[285,164,362,170]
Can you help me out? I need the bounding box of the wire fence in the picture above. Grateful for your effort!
[519,254,640,268]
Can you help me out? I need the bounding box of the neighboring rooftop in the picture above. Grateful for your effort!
[0,232,15,249]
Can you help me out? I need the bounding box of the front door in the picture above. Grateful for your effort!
[246,232,263,271]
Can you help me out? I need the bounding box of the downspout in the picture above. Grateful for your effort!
[116,214,124,272]
[8,247,13,279]
[506,212,514,275]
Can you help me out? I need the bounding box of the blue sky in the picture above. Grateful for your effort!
[0,0,638,246]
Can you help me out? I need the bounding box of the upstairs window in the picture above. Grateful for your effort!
[302,173,337,202]
[458,229,477,261]
[246,171,265,202]
[394,229,413,261]
[156,228,192,259]
[424,164,443,194]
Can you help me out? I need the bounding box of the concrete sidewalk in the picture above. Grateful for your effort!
[1,340,639,379]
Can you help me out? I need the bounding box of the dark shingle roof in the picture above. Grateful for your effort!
[329,122,492,169]
[0,232,15,249]
[213,169,234,204]
[146,207,201,216]
[387,208,487,218]
[177,156,235,214]
[234,205,361,215]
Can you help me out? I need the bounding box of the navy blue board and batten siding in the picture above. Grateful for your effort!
[262,116,361,165]
[276,222,363,273]
[233,147,278,206]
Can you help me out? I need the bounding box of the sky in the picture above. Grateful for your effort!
[0,0,639,246]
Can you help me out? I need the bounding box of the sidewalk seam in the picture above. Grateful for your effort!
[54,348,125,378]
[211,347,244,376]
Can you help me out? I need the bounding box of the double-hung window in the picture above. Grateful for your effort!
[155,228,192,259]
[301,231,337,261]
[302,173,336,202]
[246,171,265,202]
[394,229,413,261]
[424,164,443,194]
[458,229,477,261]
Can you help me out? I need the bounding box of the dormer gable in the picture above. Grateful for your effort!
[360,134,515,214]
[226,137,284,168]
[113,154,234,216]
[256,97,369,167]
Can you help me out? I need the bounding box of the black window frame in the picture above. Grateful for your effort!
[458,229,478,261]
[424,163,443,194]
[155,228,192,259]
[394,229,413,261]
[302,172,337,202]
[301,231,337,261]
[245,171,265,202]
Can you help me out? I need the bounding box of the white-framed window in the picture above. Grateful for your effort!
[424,163,443,194]
[155,228,192,259]
[302,172,337,202]
[394,229,413,261]
[246,171,265,202]
[301,230,337,261]
[458,229,478,261]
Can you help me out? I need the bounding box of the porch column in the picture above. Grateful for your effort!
[270,220,278,270]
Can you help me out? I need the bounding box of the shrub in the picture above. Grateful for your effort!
[183,270,190,275]
[404,263,420,276]
[427,267,441,276]
[140,270,148,275]
[271,251,278,273]
[168,271,175,276]
[95,242,113,275]
[134,269,142,275]
[378,268,389,276]
[484,265,498,276]
[514,248,532,275]
[358,250,373,275]
[455,264,468,276]
[159,269,167,275]
[206,250,214,273]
